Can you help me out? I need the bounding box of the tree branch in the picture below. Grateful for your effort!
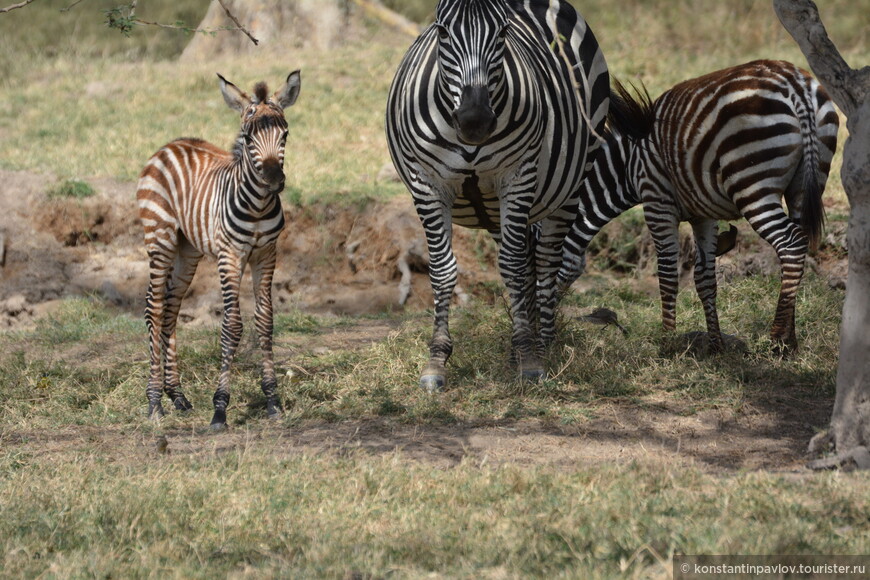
[772,0,867,116]
[0,0,35,15]
[60,0,86,13]
[217,0,258,46]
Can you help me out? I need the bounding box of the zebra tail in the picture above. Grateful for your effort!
[796,91,825,253]
[608,77,655,140]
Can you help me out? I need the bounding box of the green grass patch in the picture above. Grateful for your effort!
[46,178,95,200]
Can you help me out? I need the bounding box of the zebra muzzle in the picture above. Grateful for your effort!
[452,85,497,145]
[261,158,285,193]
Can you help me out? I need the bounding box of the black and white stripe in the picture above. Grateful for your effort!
[386,0,611,389]
[559,60,839,351]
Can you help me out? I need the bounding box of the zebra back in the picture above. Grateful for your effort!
[650,60,836,250]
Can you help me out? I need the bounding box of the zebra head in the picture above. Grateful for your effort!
[218,71,302,194]
[435,0,510,145]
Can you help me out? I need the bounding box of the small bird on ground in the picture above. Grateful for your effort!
[578,307,628,335]
[156,435,170,455]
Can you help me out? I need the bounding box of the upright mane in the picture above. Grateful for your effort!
[253,82,269,104]
[608,78,656,140]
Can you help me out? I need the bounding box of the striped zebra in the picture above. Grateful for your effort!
[559,60,839,351]
[386,0,611,390]
[137,71,301,428]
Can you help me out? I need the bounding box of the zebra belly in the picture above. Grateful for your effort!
[452,174,501,232]
[674,187,743,222]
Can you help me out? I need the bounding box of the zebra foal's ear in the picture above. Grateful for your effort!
[217,73,252,113]
[274,70,301,110]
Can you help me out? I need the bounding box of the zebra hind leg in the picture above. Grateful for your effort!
[740,197,807,353]
[160,238,201,412]
[144,251,173,419]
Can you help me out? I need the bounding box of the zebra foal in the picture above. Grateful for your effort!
[137,71,301,427]
[386,0,611,390]
[559,60,839,351]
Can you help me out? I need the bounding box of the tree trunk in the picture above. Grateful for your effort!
[773,0,870,468]
[179,0,420,62]
[180,0,346,61]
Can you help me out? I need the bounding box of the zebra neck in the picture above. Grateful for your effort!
[221,158,281,218]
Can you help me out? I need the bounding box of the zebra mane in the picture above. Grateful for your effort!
[608,78,656,141]
[253,82,269,104]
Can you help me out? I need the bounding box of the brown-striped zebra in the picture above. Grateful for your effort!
[137,71,301,428]
[559,60,839,351]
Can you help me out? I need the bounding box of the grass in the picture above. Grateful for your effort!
[47,178,95,199]
[0,272,843,429]
[0,1,867,577]
[0,451,866,579]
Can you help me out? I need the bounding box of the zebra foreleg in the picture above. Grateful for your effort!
[690,219,723,352]
[212,251,246,429]
[414,195,457,392]
[420,244,457,393]
[645,203,682,335]
[536,211,575,347]
[251,244,283,418]
[499,212,543,381]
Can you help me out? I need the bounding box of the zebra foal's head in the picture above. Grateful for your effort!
[218,71,302,194]
[435,0,510,145]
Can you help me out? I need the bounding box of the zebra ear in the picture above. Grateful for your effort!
[217,73,251,114]
[274,70,301,109]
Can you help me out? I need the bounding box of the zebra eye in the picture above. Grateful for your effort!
[436,24,449,41]
[497,24,509,39]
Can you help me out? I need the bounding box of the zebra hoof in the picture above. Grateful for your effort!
[148,402,165,420]
[172,396,193,413]
[520,368,545,382]
[419,374,446,393]
[266,399,284,419]
[209,409,228,431]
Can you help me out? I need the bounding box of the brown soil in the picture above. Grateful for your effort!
[0,170,843,474]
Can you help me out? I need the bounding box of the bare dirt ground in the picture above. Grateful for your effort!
[0,169,843,474]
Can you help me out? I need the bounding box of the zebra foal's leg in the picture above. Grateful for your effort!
[144,247,174,419]
[414,194,457,392]
[160,236,201,412]
[690,219,724,352]
[211,250,246,429]
[251,243,283,418]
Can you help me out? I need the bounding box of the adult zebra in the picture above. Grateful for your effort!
[137,71,301,427]
[558,60,839,351]
[386,0,611,390]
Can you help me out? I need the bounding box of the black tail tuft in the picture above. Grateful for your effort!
[801,163,825,252]
[608,78,656,140]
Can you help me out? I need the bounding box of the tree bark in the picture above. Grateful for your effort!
[773,0,870,468]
